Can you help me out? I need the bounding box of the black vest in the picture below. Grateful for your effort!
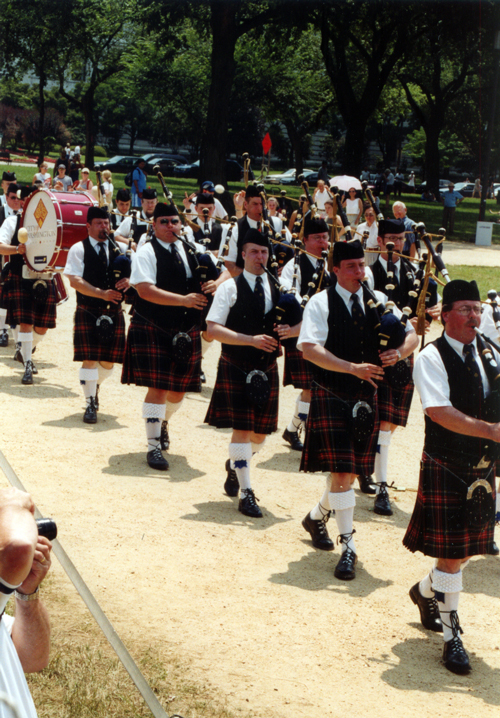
[76,237,122,309]
[134,237,200,331]
[222,273,280,369]
[8,216,23,276]
[423,335,492,464]
[192,221,222,253]
[299,253,333,296]
[317,285,379,395]
[371,257,415,311]
[110,211,131,231]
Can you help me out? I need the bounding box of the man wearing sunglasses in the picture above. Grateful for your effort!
[405,279,499,675]
[122,203,214,471]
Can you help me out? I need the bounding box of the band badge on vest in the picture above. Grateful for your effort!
[171,331,193,365]
[246,369,270,406]
[95,314,115,344]
[351,400,375,444]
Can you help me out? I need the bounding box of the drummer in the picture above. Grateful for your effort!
[0,186,57,385]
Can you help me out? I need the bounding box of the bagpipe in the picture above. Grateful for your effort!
[259,262,303,349]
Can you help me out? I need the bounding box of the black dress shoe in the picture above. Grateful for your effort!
[357,475,377,494]
[95,384,100,411]
[31,361,38,375]
[21,360,34,385]
[147,447,169,471]
[409,582,443,632]
[224,459,239,497]
[0,329,8,347]
[83,398,97,424]
[282,428,304,451]
[200,371,206,384]
[492,541,499,556]
[374,483,393,516]
[443,635,471,674]
[13,343,23,364]
[160,420,169,451]
[302,512,334,551]
[238,489,262,518]
[334,547,358,581]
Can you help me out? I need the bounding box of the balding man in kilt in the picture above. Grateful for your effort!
[205,229,296,518]
[298,240,418,580]
[364,218,440,513]
[404,279,499,675]
[280,216,333,452]
[64,206,129,424]
[122,202,210,471]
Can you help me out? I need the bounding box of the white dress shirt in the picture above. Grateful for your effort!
[64,237,123,277]
[207,270,273,326]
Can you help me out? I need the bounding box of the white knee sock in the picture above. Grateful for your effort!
[79,368,98,404]
[374,430,392,488]
[432,568,463,642]
[0,308,7,331]
[201,334,213,357]
[329,489,356,552]
[32,330,44,350]
[142,403,166,451]
[287,396,310,433]
[12,326,19,343]
[164,398,183,422]
[419,567,435,598]
[251,439,265,456]
[18,331,33,364]
[97,364,113,386]
[229,443,253,493]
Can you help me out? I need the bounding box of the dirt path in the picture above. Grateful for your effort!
[1,278,499,718]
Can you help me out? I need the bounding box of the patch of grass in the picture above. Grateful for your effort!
[443,264,500,299]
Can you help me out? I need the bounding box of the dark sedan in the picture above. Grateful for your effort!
[173,159,246,182]
[94,155,142,173]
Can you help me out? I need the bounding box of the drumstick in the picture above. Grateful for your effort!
[18,228,28,244]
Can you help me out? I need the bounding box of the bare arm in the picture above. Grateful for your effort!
[426,405,500,443]
[66,274,124,304]
[135,282,207,309]
[223,261,243,278]
[379,329,419,367]
[206,321,277,352]
[301,342,384,388]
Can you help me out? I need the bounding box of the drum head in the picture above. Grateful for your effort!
[21,190,59,272]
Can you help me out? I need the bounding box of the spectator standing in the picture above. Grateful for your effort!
[342,188,363,227]
[102,170,114,207]
[441,183,464,235]
[393,201,417,259]
[78,168,93,192]
[313,179,331,215]
[408,171,415,192]
[472,177,481,198]
[53,164,73,192]
[317,161,330,184]
[356,206,379,266]
[32,163,51,188]
[131,159,147,208]
[360,167,371,182]
[394,169,405,198]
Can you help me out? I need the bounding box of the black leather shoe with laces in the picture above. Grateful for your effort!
[160,421,169,451]
[22,360,34,385]
[238,489,262,518]
[334,547,358,581]
[282,428,304,451]
[224,459,239,497]
[374,482,393,516]
[302,511,334,551]
[442,611,470,674]
[13,343,23,364]
[357,474,377,494]
[0,329,8,347]
[83,397,97,424]
[409,582,443,632]
[147,447,169,471]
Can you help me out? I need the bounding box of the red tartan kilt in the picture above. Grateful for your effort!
[73,306,126,363]
[0,282,6,310]
[377,355,415,427]
[121,315,202,392]
[205,354,279,434]
[300,383,379,475]
[283,345,315,389]
[403,452,497,558]
[4,276,57,328]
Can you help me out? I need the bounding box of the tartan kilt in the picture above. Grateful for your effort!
[4,275,56,328]
[300,382,379,475]
[73,305,126,364]
[403,452,497,558]
[283,345,315,389]
[205,354,279,434]
[377,355,415,427]
[121,315,202,392]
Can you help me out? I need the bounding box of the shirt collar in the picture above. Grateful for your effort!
[336,281,363,303]
[243,268,267,289]
[444,331,477,357]
[89,236,107,249]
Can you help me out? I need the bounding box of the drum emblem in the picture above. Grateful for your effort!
[34,199,48,229]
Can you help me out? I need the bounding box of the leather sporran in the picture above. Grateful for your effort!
[385,358,411,391]
[95,314,115,345]
[465,479,495,530]
[245,369,270,406]
[351,400,375,444]
[171,331,193,366]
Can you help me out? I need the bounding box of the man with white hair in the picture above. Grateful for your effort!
[392,200,416,259]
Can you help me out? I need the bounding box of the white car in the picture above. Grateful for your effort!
[264,168,314,185]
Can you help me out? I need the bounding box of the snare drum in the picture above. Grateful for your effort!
[21,189,98,271]
[53,272,69,305]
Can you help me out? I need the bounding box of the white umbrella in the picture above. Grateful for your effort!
[329,175,362,192]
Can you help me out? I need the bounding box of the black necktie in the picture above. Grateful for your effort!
[98,242,107,267]
[254,276,266,313]
[463,343,483,398]
[351,293,365,328]
[170,242,186,281]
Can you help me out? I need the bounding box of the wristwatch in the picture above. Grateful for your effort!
[14,587,39,601]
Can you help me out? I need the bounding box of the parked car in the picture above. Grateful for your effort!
[145,157,181,174]
[418,179,451,192]
[94,155,143,173]
[142,153,189,172]
[173,159,246,182]
[264,168,315,185]
[454,182,475,197]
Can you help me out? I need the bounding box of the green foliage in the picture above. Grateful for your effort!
[81,145,107,157]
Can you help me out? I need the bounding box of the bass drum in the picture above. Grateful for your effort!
[21,189,98,271]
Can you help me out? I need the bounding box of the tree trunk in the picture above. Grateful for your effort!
[423,119,441,198]
[200,4,238,186]
[82,89,96,170]
[342,116,369,176]
[37,68,46,166]
[284,122,304,176]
